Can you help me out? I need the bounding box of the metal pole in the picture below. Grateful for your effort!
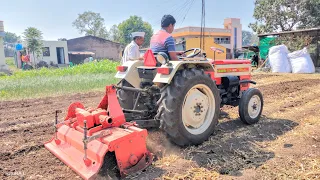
[133,92,141,110]
[317,30,319,67]
[83,120,88,161]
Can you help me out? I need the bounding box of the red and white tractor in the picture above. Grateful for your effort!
[116,48,263,146]
[45,48,263,180]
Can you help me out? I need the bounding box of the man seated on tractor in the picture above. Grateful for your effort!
[121,32,145,64]
[150,15,183,60]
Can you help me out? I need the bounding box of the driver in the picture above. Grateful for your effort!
[150,15,183,60]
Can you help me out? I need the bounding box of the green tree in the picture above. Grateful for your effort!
[249,0,320,34]
[58,38,67,41]
[23,27,43,66]
[299,0,320,29]
[118,16,153,47]
[109,25,120,42]
[242,31,259,46]
[4,32,20,43]
[73,11,109,39]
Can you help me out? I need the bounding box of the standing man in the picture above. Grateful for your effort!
[150,15,183,60]
[121,32,145,64]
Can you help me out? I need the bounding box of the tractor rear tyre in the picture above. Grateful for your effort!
[158,68,220,146]
[116,80,134,110]
[239,88,263,124]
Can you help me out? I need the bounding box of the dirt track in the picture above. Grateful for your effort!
[1,73,320,180]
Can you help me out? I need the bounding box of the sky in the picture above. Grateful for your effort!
[1,0,255,40]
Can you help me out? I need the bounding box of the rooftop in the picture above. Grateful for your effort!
[258,27,320,37]
[173,26,231,34]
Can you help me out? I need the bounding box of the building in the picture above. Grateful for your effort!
[67,35,123,64]
[172,18,242,59]
[21,40,69,67]
[0,20,9,73]
[41,41,69,65]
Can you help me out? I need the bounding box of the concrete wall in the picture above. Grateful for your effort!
[67,36,123,60]
[172,18,242,58]
[40,41,69,64]
[224,18,242,58]
[186,37,227,60]
[0,21,6,66]
[0,20,9,72]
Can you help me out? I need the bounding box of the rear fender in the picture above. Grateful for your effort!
[115,60,144,88]
[153,60,214,84]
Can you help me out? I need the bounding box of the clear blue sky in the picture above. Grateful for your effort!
[1,0,255,40]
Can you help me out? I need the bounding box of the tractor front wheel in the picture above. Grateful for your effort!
[239,88,263,124]
[157,68,220,146]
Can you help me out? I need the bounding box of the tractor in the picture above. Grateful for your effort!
[44,48,263,180]
[116,48,263,146]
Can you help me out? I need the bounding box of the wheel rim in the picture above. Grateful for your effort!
[248,95,261,119]
[182,84,215,135]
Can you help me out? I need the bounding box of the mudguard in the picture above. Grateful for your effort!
[153,60,214,84]
[115,60,143,88]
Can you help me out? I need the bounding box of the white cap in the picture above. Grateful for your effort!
[131,32,145,38]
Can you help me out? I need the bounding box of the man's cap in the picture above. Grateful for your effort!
[132,32,145,38]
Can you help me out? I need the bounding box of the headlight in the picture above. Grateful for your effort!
[156,52,169,65]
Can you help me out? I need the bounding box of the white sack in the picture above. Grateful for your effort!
[268,45,291,73]
[288,47,315,74]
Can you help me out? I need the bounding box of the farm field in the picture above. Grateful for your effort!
[0,58,119,100]
[1,72,320,180]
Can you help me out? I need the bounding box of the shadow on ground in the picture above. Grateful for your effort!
[189,113,299,176]
[123,112,298,179]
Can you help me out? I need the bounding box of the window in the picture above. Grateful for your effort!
[214,37,230,44]
[43,47,50,56]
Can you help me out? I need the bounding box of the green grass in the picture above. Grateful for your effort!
[5,57,19,72]
[2,59,119,79]
[0,60,120,100]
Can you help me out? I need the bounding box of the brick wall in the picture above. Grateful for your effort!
[67,36,123,60]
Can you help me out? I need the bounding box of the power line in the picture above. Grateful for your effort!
[148,0,190,28]
[152,0,192,28]
[175,0,193,27]
[179,0,195,27]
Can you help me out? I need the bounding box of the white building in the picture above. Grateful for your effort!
[40,41,69,64]
[25,40,69,65]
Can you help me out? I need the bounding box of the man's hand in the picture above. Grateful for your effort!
[176,51,185,55]
[139,57,144,60]
[169,52,179,60]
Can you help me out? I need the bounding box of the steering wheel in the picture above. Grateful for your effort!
[181,48,202,58]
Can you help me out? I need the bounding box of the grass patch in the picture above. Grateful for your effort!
[5,57,19,72]
[1,59,119,79]
[0,60,120,100]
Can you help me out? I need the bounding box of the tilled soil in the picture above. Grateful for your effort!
[1,73,320,180]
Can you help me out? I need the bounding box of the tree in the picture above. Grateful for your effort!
[72,11,109,39]
[249,0,320,34]
[118,16,153,47]
[4,32,20,43]
[242,31,259,46]
[23,27,43,66]
[299,0,320,29]
[58,38,67,41]
[109,25,120,42]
